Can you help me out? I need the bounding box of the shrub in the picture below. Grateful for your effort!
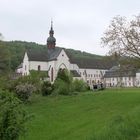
[57,69,73,84]
[0,90,30,140]
[15,83,36,102]
[41,81,53,96]
[53,69,73,95]
[9,70,48,94]
[72,79,88,92]
[53,79,72,95]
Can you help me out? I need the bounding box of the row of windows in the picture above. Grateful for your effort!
[25,65,106,77]
[87,80,101,84]
[80,72,102,78]
[107,82,133,87]
[111,77,133,81]
[80,71,105,77]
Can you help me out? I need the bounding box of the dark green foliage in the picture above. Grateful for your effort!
[41,81,53,96]
[53,79,72,95]
[72,79,88,92]
[66,49,102,60]
[1,41,103,72]
[0,41,10,74]
[0,90,30,140]
[56,69,73,84]
[53,69,73,95]
[6,41,46,70]
[15,83,36,102]
[53,70,89,95]
[0,75,11,90]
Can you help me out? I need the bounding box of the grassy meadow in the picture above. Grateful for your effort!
[20,88,140,140]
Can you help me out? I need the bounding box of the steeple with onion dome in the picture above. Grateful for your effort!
[47,20,56,49]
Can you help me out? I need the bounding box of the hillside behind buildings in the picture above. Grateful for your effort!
[1,40,109,72]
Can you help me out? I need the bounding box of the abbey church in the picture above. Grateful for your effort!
[17,23,140,88]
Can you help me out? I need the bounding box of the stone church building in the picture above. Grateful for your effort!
[17,23,140,88]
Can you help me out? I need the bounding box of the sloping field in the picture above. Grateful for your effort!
[21,88,140,140]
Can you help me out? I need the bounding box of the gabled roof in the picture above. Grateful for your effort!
[47,47,62,61]
[27,49,48,61]
[26,46,114,70]
[69,57,114,69]
[26,47,62,62]
[104,70,136,78]
[104,66,136,78]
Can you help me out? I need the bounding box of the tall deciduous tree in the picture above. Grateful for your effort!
[101,14,140,60]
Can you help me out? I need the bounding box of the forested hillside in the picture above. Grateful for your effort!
[0,41,103,72]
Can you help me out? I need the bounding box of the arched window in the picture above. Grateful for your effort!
[38,65,41,71]
[51,67,53,82]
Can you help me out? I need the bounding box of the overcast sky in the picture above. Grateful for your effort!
[0,0,140,55]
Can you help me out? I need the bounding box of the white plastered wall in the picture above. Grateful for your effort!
[22,52,29,75]
[105,76,135,87]
[55,49,70,75]
[29,61,48,71]
[79,68,107,87]
[136,72,140,87]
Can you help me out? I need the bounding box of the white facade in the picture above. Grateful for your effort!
[17,49,107,86]
[105,77,136,87]
[56,49,70,70]
[79,69,106,86]
[16,66,23,74]
[136,72,140,87]
[17,49,140,88]
[29,61,48,71]
[22,53,29,76]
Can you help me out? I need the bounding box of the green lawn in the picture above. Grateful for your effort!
[20,88,140,140]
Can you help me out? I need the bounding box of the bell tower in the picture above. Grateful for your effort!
[47,20,56,49]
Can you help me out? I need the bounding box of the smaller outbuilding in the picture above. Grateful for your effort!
[104,66,140,87]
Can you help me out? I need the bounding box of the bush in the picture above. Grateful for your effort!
[0,90,30,140]
[72,79,88,92]
[15,83,36,102]
[53,79,72,95]
[41,81,53,96]
[57,69,73,85]
[52,69,73,95]
[9,70,48,94]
